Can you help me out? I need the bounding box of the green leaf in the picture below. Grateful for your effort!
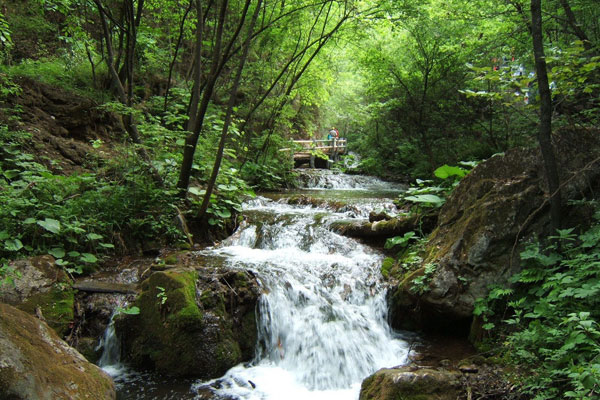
[86,233,103,241]
[116,306,140,315]
[216,209,232,218]
[3,169,20,179]
[37,218,61,234]
[0,231,9,240]
[404,194,445,205]
[188,186,206,196]
[80,253,98,263]
[384,231,416,249]
[48,248,66,259]
[434,164,468,180]
[4,239,23,251]
[68,251,81,257]
[23,218,36,224]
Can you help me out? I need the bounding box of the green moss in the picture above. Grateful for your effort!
[235,271,249,287]
[381,257,395,278]
[163,254,178,265]
[126,269,208,375]
[18,284,74,337]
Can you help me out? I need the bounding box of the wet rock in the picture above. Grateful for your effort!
[117,265,260,378]
[359,366,462,400]
[331,213,437,239]
[0,255,75,336]
[73,280,138,294]
[0,303,116,400]
[368,210,394,222]
[390,128,600,332]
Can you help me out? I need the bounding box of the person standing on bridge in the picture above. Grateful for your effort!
[329,127,339,139]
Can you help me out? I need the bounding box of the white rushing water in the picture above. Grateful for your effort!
[294,169,405,191]
[96,172,409,399]
[194,177,410,399]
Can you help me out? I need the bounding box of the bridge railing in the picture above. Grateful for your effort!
[291,139,347,153]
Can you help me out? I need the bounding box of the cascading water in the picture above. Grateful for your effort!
[97,313,123,376]
[194,172,410,399]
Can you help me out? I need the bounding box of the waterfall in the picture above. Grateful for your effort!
[195,179,409,399]
[98,309,129,378]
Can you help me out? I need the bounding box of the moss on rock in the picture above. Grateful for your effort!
[359,367,461,400]
[18,284,75,337]
[120,268,203,375]
[0,303,116,400]
[118,266,260,379]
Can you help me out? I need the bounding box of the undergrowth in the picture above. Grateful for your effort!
[0,126,183,277]
[475,202,600,399]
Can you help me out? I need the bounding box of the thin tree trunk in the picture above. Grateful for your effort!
[197,0,262,221]
[94,0,163,185]
[177,0,230,195]
[163,0,194,114]
[531,0,561,231]
[185,0,205,131]
[559,0,592,50]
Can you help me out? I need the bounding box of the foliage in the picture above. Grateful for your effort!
[476,207,600,398]
[396,163,474,212]
[0,11,12,63]
[410,262,437,295]
[0,125,183,275]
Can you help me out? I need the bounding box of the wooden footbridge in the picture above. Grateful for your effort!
[284,138,348,168]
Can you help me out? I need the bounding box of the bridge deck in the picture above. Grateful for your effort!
[284,139,347,168]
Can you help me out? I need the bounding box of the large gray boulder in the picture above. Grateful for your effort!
[0,303,116,400]
[390,128,600,332]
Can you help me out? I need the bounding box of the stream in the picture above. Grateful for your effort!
[101,170,412,399]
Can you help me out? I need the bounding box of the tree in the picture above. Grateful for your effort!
[196,0,262,221]
[531,0,561,231]
[93,0,163,184]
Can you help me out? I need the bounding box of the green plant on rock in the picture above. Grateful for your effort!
[156,286,167,305]
[0,261,20,289]
[410,262,437,295]
[398,162,476,213]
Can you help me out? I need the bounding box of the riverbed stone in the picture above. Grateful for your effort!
[359,366,462,400]
[0,303,116,400]
[117,265,260,378]
[0,255,75,337]
[389,128,600,332]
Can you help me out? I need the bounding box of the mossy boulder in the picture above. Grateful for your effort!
[0,255,75,337]
[0,303,116,400]
[359,366,462,400]
[117,266,260,378]
[390,128,600,333]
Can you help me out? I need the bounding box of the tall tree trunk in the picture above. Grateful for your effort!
[177,0,230,195]
[197,0,262,221]
[185,0,205,131]
[531,0,561,232]
[559,0,592,50]
[177,0,253,195]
